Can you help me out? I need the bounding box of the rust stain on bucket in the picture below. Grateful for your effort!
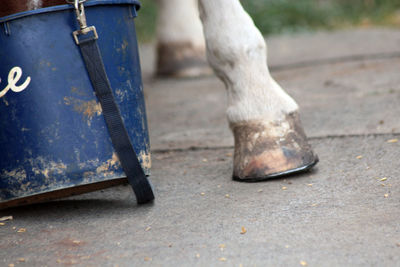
[64,97,102,126]
[138,151,152,170]
[96,153,121,177]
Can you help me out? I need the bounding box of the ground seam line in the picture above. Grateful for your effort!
[151,132,400,154]
[270,51,400,72]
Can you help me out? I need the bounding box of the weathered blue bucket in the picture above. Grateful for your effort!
[0,0,151,208]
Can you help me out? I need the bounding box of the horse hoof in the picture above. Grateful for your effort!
[231,112,318,182]
[156,42,213,78]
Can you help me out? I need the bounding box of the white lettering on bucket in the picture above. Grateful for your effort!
[0,67,31,98]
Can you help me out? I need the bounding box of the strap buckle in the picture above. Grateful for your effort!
[67,0,98,45]
[73,26,98,45]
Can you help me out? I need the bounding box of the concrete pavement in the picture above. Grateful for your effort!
[1,28,400,266]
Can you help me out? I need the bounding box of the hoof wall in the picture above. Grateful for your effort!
[231,112,318,182]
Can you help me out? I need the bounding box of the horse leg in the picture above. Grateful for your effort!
[155,0,211,77]
[198,0,318,180]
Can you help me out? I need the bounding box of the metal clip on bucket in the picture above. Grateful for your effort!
[67,0,98,44]
[68,0,155,204]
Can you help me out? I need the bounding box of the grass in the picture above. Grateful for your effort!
[135,0,158,42]
[135,0,400,41]
[242,0,400,34]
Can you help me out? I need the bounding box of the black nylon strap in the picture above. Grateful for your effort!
[78,35,154,204]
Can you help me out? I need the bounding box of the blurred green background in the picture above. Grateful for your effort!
[135,0,400,42]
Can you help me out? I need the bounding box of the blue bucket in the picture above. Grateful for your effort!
[0,0,151,208]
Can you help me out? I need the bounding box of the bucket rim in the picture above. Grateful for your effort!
[0,0,141,23]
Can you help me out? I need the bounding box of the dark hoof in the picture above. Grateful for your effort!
[232,156,318,182]
[156,42,213,78]
[231,112,318,182]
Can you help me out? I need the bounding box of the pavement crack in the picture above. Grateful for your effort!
[270,51,400,72]
[151,132,400,154]
[309,132,400,141]
[152,145,233,154]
